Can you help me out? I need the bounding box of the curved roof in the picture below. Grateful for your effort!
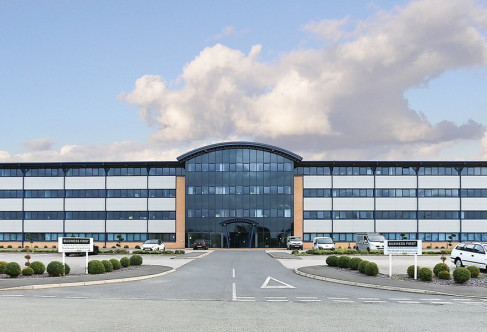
[177,141,303,163]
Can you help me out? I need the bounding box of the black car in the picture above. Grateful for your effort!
[193,239,209,250]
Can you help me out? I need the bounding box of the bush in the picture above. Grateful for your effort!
[7,245,12,248]
[418,267,433,281]
[64,263,70,275]
[291,250,300,255]
[407,265,421,278]
[337,256,351,268]
[30,261,46,274]
[438,270,451,280]
[110,258,122,270]
[130,254,143,266]
[433,263,450,276]
[120,257,130,267]
[453,267,471,284]
[88,260,105,274]
[124,245,129,249]
[47,261,65,277]
[44,245,48,249]
[326,255,339,267]
[365,262,379,276]
[0,261,7,274]
[22,267,34,276]
[101,260,114,272]
[349,257,363,270]
[175,250,185,255]
[466,265,480,278]
[358,260,370,274]
[4,262,21,278]
[135,245,141,249]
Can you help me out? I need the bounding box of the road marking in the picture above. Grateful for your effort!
[266,297,288,302]
[65,297,87,299]
[38,295,56,298]
[389,298,411,301]
[232,282,255,302]
[296,297,321,302]
[429,302,453,305]
[462,302,483,305]
[363,300,387,303]
[397,301,421,304]
[332,300,355,303]
[452,298,471,301]
[0,295,24,297]
[260,276,295,289]
[327,297,349,300]
[232,283,236,301]
[232,268,235,278]
[358,297,380,300]
[422,298,443,301]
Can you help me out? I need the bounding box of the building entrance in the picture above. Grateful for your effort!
[220,219,259,248]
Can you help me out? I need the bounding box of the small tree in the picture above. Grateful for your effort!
[25,233,34,251]
[448,233,456,250]
[400,233,407,240]
[116,234,125,248]
[24,254,31,267]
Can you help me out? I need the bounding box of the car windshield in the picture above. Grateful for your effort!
[195,239,205,243]
[290,237,302,241]
[317,238,333,244]
[144,240,158,244]
[369,235,385,242]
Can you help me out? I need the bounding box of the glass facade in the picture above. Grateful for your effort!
[184,148,294,248]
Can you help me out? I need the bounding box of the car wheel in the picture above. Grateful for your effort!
[455,258,463,268]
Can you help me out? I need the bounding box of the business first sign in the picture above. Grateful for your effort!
[58,237,93,253]
[384,240,422,255]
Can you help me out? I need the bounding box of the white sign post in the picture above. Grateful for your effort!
[384,240,422,279]
[58,237,93,275]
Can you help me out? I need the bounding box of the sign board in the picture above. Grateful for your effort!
[58,237,93,253]
[384,240,422,255]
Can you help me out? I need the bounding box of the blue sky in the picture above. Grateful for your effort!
[1,0,486,161]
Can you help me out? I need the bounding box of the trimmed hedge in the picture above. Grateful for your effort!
[358,260,370,274]
[130,254,143,266]
[22,267,34,276]
[0,261,7,274]
[453,267,471,284]
[364,262,379,276]
[418,267,433,281]
[47,261,65,277]
[120,257,130,267]
[438,270,451,280]
[337,256,351,268]
[110,258,122,270]
[64,263,70,275]
[88,260,105,274]
[466,265,480,278]
[4,262,21,278]
[30,261,46,274]
[101,260,114,272]
[349,257,363,270]
[407,265,421,278]
[433,263,450,276]
[326,255,339,267]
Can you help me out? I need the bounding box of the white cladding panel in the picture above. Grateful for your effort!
[148,220,176,233]
[24,220,63,232]
[375,198,417,210]
[148,198,176,211]
[106,220,147,233]
[333,176,374,188]
[418,220,460,232]
[148,176,176,189]
[461,198,487,210]
[376,220,417,233]
[333,220,375,233]
[24,199,64,211]
[65,177,105,189]
[65,198,105,211]
[462,220,487,232]
[418,176,459,188]
[0,220,22,232]
[303,198,332,210]
[24,177,64,189]
[462,176,487,188]
[107,177,147,189]
[333,198,374,210]
[375,176,416,188]
[0,177,23,189]
[303,220,332,233]
[106,198,147,211]
[303,176,332,188]
[65,220,106,233]
[418,198,460,210]
[0,199,22,211]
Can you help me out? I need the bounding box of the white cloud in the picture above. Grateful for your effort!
[21,137,55,152]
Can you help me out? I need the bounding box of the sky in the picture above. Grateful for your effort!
[1,0,487,162]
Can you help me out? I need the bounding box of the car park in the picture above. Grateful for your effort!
[450,242,487,269]
[312,237,335,250]
[141,239,165,251]
[193,239,209,250]
[286,236,303,250]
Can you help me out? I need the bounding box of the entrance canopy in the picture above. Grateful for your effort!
[219,219,259,249]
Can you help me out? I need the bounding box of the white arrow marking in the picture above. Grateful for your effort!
[260,276,295,289]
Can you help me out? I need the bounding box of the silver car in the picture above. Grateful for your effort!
[451,242,487,269]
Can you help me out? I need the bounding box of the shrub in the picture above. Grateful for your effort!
[438,270,451,280]
[358,260,370,274]
[88,260,105,274]
[291,249,300,255]
[22,267,34,276]
[47,261,65,277]
[111,246,116,249]
[0,245,3,248]
[52,245,56,249]
[130,254,143,266]
[44,245,48,248]
[135,245,141,249]
[30,261,46,274]
[64,263,70,275]
[0,261,7,274]
[124,245,129,249]
[7,245,12,248]
[433,263,450,276]
[453,267,471,284]
[101,260,114,272]
[365,262,379,276]
[120,257,130,267]
[175,250,185,255]
[326,255,339,267]
[4,262,21,278]
[349,257,363,270]
[337,256,351,268]
[466,265,480,278]
[110,258,121,270]
[34,246,38,249]
[418,267,433,281]
[407,265,421,278]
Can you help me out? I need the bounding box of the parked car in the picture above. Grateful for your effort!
[312,237,335,250]
[65,245,99,256]
[355,233,385,251]
[451,242,487,269]
[193,239,209,250]
[286,236,303,250]
[141,239,165,251]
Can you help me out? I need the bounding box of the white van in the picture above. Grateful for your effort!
[355,233,385,251]
[312,237,335,250]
